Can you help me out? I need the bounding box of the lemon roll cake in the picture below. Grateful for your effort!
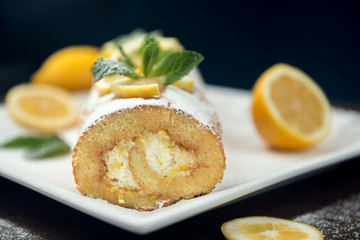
[72,30,226,210]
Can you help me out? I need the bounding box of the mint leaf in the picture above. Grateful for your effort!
[159,49,174,57]
[118,45,135,68]
[150,50,204,85]
[25,136,70,159]
[92,58,139,83]
[0,135,55,148]
[1,134,71,159]
[141,35,160,77]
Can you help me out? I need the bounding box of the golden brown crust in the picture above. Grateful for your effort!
[73,102,225,211]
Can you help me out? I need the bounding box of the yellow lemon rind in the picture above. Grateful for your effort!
[5,84,78,133]
[31,45,99,91]
[94,74,130,95]
[221,216,324,240]
[252,63,332,149]
[172,76,194,92]
[111,83,160,99]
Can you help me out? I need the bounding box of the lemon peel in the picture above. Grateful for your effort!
[5,84,78,133]
[251,63,332,149]
[221,216,324,240]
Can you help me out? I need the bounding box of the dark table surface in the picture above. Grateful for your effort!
[0,102,360,240]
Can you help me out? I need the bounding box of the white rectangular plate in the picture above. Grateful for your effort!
[1,85,360,235]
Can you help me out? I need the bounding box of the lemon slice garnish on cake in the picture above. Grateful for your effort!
[94,74,130,95]
[221,216,324,240]
[5,84,78,133]
[111,78,162,98]
[172,76,194,92]
[251,63,332,149]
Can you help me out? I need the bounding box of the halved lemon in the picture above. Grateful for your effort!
[221,216,323,240]
[251,63,332,149]
[111,78,162,98]
[172,76,194,92]
[5,84,78,133]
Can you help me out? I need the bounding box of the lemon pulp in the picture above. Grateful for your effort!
[270,74,323,135]
[252,63,332,149]
[5,84,78,133]
[19,96,69,118]
[221,216,324,240]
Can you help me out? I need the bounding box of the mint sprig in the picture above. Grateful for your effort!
[141,35,160,77]
[150,50,204,85]
[92,58,139,83]
[0,135,70,159]
[93,31,204,86]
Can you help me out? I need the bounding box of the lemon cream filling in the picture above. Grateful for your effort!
[103,130,195,190]
[137,130,195,178]
[103,140,139,190]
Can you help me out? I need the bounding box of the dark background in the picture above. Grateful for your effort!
[1,0,359,101]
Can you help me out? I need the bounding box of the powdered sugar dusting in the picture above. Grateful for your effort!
[163,85,217,130]
[80,92,168,134]
[0,218,42,240]
[294,193,360,239]
[79,70,218,136]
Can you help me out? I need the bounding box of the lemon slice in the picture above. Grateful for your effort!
[172,76,194,92]
[221,216,323,240]
[111,78,161,98]
[94,74,130,95]
[251,63,332,149]
[5,84,78,133]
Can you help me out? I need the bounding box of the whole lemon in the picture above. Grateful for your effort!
[31,45,99,91]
